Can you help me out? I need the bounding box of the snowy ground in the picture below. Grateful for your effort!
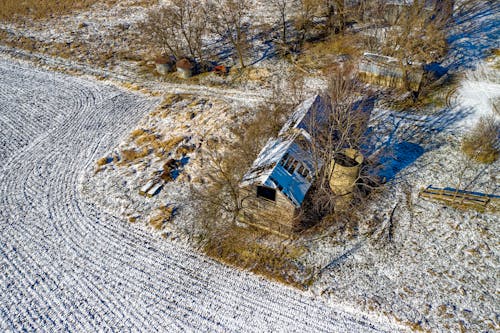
[76,57,500,333]
[313,60,500,331]
[1,1,498,331]
[0,57,404,332]
[80,93,245,234]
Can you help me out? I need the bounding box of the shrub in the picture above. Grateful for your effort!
[461,116,500,164]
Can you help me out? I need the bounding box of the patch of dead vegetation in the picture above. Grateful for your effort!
[135,132,159,146]
[202,225,311,289]
[96,156,111,167]
[0,0,156,21]
[0,0,118,21]
[119,147,150,165]
[0,29,128,67]
[461,115,500,164]
[149,205,174,230]
[151,136,185,157]
[160,159,180,182]
[297,33,365,71]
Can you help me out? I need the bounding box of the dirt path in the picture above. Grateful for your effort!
[0,45,270,105]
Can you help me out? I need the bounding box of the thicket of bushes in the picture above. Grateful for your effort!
[462,116,500,164]
[0,0,118,21]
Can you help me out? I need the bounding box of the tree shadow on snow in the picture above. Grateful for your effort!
[444,1,500,71]
[364,105,474,182]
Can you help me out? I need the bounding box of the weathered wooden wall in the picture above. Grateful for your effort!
[358,67,423,92]
[240,186,297,236]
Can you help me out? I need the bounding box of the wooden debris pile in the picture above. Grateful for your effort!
[419,186,499,213]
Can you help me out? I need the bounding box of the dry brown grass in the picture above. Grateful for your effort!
[149,206,174,230]
[176,144,196,156]
[0,0,118,21]
[202,226,310,289]
[0,29,118,67]
[130,128,146,139]
[160,159,179,182]
[298,33,364,71]
[136,133,159,146]
[461,116,500,164]
[120,147,149,164]
[96,156,111,166]
[151,136,185,154]
[149,215,165,230]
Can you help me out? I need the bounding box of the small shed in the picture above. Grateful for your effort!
[358,52,424,92]
[176,58,194,79]
[239,95,327,236]
[155,55,175,75]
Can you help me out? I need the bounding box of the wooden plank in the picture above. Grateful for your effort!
[139,179,156,196]
[419,186,494,211]
[421,187,490,200]
[421,190,489,204]
[146,182,163,197]
[420,192,489,204]
[420,194,488,205]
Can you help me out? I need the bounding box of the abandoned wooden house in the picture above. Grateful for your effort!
[239,95,327,236]
[358,52,424,92]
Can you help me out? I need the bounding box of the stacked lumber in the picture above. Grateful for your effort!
[419,186,499,212]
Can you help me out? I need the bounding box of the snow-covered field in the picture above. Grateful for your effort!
[1,0,498,331]
[0,57,403,332]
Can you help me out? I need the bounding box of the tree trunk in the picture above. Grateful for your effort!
[282,12,287,46]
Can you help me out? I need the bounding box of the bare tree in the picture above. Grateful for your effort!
[295,0,348,34]
[311,66,368,173]
[294,0,320,48]
[270,0,290,52]
[292,0,347,47]
[191,141,250,229]
[383,0,449,97]
[304,64,376,220]
[140,0,207,61]
[173,0,207,62]
[207,0,252,68]
[324,0,347,33]
[140,7,183,58]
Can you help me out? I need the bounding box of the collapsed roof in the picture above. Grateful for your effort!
[241,94,328,207]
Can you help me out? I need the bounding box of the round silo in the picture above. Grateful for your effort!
[329,148,364,210]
